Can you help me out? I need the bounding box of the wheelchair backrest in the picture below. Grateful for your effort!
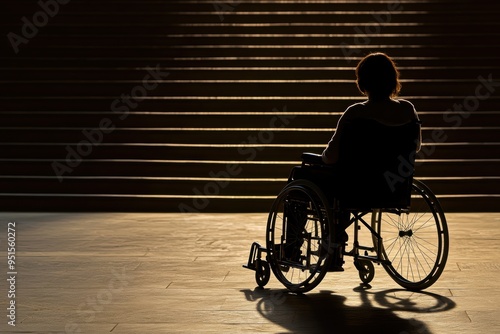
[335,119,420,209]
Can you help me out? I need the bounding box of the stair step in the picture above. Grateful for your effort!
[1,81,495,97]
[1,112,500,128]
[2,98,499,113]
[0,194,497,213]
[13,23,500,37]
[1,143,498,160]
[2,159,498,178]
[0,127,498,144]
[3,68,499,81]
[11,46,500,58]
[1,176,498,196]
[2,59,500,67]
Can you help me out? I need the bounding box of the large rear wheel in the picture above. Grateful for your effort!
[372,179,449,290]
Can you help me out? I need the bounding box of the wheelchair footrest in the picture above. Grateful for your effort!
[242,242,268,271]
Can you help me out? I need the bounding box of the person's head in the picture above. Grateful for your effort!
[355,52,401,100]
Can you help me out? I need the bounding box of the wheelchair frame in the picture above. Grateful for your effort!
[244,177,449,293]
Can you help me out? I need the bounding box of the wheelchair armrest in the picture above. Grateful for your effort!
[301,152,324,165]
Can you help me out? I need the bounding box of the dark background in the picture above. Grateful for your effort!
[1,0,499,212]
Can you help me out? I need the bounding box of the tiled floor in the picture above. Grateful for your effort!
[0,212,499,333]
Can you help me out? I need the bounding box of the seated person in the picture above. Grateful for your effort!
[286,52,422,271]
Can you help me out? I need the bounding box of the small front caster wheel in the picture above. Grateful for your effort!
[255,259,270,287]
[357,260,375,284]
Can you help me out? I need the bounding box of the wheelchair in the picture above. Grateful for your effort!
[244,120,449,293]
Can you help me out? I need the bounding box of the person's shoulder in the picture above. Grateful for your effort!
[396,99,419,120]
[343,101,367,119]
[396,99,415,110]
[346,101,367,111]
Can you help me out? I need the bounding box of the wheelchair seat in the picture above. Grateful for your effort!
[296,119,420,210]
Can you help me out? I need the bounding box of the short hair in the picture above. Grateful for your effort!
[355,53,401,98]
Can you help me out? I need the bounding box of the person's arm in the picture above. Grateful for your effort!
[321,134,338,164]
[400,99,422,152]
[409,101,422,153]
[416,118,422,153]
[322,107,354,164]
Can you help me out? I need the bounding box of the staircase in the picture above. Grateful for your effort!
[1,0,499,212]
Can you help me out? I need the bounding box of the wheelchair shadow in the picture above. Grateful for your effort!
[241,285,456,334]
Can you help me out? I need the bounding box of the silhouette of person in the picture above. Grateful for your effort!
[285,53,423,271]
[322,52,421,165]
[317,53,423,270]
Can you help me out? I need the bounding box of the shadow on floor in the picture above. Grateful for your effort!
[241,284,456,334]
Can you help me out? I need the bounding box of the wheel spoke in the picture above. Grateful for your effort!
[410,214,435,233]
